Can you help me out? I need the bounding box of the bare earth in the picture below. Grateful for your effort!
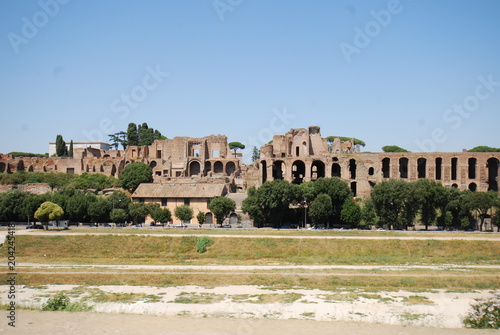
[2,310,499,335]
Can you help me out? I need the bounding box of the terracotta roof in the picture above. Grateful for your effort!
[131,183,227,199]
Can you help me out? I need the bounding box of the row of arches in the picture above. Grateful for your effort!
[189,160,237,177]
[261,157,500,192]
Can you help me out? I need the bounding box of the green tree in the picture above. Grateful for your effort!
[153,207,172,226]
[341,200,362,227]
[174,205,193,223]
[21,193,49,223]
[229,142,245,158]
[371,179,417,230]
[309,178,352,227]
[242,180,297,227]
[127,123,139,146]
[128,202,148,225]
[468,146,500,152]
[65,191,95,222]
[462,191,498,231]
[108,191,131,210]
[241,187,265,226]
[361,197,378,227]
[68,140,74,158]
[119,162,153,192]
[88,197,111,223]
[308,194,332,227]
[382,145,410,153]
[108,131,128,149]
[251,146,260,163]
[34,201,64,227]
[414,179,447,230]
[208,197,236,226]
[196,211,206,226]
[55,134,68,157]
[110,208,128,224]
[0,189,29,222]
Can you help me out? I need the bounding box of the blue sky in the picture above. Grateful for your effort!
[1,0,499,162]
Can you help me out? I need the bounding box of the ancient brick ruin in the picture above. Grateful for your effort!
[0,126,499,199]
[257,126,500,198]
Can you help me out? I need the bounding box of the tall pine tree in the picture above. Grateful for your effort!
[55,135,67,157]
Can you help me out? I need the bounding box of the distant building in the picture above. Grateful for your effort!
[131,183,228,225]
[48,142,110,157]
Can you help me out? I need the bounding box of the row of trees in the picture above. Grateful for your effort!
[0,184,237,227]
[242,178,500,230]
[55,135,73,157]
[108,122,166,150]
[0,163,152,193]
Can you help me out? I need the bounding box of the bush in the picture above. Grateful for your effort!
[196,236,214,253]
[42,293,70,311]
[42,293,92,312]
[463,295,500,329]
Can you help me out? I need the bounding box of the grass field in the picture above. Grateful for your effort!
[5,234,500,265]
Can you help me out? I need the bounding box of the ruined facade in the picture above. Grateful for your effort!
[1,126,499,200]
[257,126,500,199]
[0,134,243,191]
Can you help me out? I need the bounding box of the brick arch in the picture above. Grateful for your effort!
[189,160,201,176]
[291,160,305,184]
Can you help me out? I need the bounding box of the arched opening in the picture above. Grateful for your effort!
[399,158,408,179]
[382,158,390,178]
[229,213,238,225]
[226,161,236,176]
[214,161,223,174]
[0,162,6,173]
[452,183,458,188]
[189,161,201,176]
[28,165,34,172]
[272,161,285,180]
[149,161,157,168]
[417,158,426,179]
[368,167,374,176]
[349,159,356,179]
[469,182,477,192]
[291,160,305,184]
[331,163,341,178]
[311,160,325,180]
[435,158,442,180]
[350,182,357,197]
[487,158,499,192]
[17,160,25,171]
[451,158,458,180]
[468,158,477,179]
[261,161,267,183]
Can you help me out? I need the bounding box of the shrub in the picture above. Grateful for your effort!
[463,295,500,329]
[196,236,214,253]
[42,293,92,312]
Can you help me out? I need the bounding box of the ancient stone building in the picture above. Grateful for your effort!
[0,134,243,191]
[257,126,500,199]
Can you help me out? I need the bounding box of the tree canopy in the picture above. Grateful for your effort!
[34,201,64,223]
[325,136,366,147]
[119,162,153,192]
[468,146,500,152]
[228,142,245,158]
[174,205,193,223]
[208,196,236,225]
[382,145,410,153]
[110,122,166,149]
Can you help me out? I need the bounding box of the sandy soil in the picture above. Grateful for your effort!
[1,284,498,330]
[2,310,499,335]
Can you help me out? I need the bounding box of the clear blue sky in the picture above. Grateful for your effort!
[1,0,499,162]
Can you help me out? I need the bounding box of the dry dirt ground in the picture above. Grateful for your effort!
[1,310,499,335]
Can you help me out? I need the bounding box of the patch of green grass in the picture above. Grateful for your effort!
[402,295,434,305]
[172,292,226,304]
[301,312,315,318]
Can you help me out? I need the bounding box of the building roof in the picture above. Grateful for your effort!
[131,183,227,199]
